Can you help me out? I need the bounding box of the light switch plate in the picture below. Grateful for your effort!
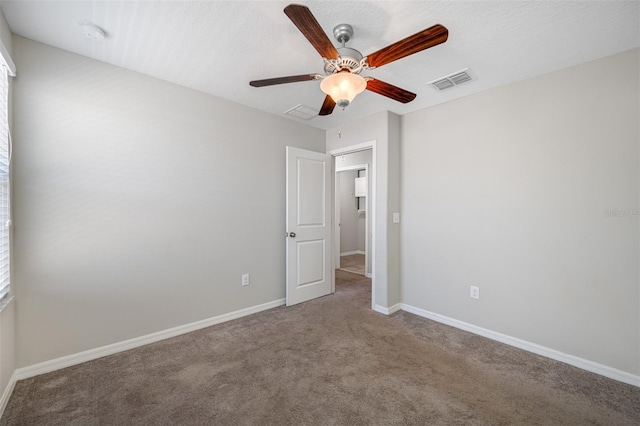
[470,286,479,299]
[393,213,400,224]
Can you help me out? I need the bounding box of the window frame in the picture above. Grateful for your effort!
[0,63,12,306]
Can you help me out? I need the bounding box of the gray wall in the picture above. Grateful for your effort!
[338,169,359,254]
[11,37,325,367]
[401,48,639,375]
[0,10,10,58]
[0,6,15,401]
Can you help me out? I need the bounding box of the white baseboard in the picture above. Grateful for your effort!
[14,298,286,382]
[0,371,17,418]
[340,250,365,256]
[401,303,640,388]
[373,303,402,315]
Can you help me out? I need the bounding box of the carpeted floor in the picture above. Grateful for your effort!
[2,270,639,425]
[339,253,365,275]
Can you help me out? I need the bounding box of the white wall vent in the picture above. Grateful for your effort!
[285,104,317,120]
[429,69,473,91]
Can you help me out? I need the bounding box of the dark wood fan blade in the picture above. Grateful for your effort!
[284,4,339,59]
[250,74,320,87]
[366,24,448,68]
[319,95,336,116]
[366,79,416,103]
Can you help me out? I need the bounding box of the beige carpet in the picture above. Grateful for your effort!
[2,270,638,425]
[339,253,365,275]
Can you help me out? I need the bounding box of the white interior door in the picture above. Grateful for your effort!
[286,146,332,306]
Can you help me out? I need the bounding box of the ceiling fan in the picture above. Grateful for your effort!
[249,4,448,116]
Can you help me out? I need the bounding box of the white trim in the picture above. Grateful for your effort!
[401,303,640,387]
[328,141,374,157]
[0,371,17,418]
[373,303,402,315]
[14,298,286,381]
[340,250,365,256]
[0,295,14,314]
[329,140,377,311]
[332,160,338,288]
[335,164,366,173]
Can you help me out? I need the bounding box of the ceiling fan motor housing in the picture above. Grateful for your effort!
[324,46,365,75]
[323,23,367,75]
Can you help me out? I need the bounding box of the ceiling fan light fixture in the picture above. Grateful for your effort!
[250,5,449,116]
[320,72,366,108]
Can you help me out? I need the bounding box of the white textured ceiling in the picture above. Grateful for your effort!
[0,1,638,130]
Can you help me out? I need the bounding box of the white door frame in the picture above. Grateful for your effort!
[335,164,369,278]
[328,141,376,310]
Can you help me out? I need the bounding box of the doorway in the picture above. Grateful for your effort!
[330,146,375,309]
[336,163,369,277]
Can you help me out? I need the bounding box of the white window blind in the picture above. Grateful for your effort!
[0,66,10,302]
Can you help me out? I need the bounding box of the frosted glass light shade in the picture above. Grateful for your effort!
[320,73,367,106]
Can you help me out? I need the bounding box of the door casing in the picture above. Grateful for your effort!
[328,141,376,310]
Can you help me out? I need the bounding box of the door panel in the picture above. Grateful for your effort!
[286,147,331,306]
[297,240,325,286]
[297,158,325,226]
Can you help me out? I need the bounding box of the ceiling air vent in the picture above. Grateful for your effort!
[429,69,473,91]
[285,104,317,120]
[432,78,454,90]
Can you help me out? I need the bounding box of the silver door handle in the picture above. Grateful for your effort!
[288,232,296,238]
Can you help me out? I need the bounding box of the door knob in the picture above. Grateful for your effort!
[288,232,296,238]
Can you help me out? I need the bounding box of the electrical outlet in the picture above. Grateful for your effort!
[242,274,250,286]
[470,286,479,299]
